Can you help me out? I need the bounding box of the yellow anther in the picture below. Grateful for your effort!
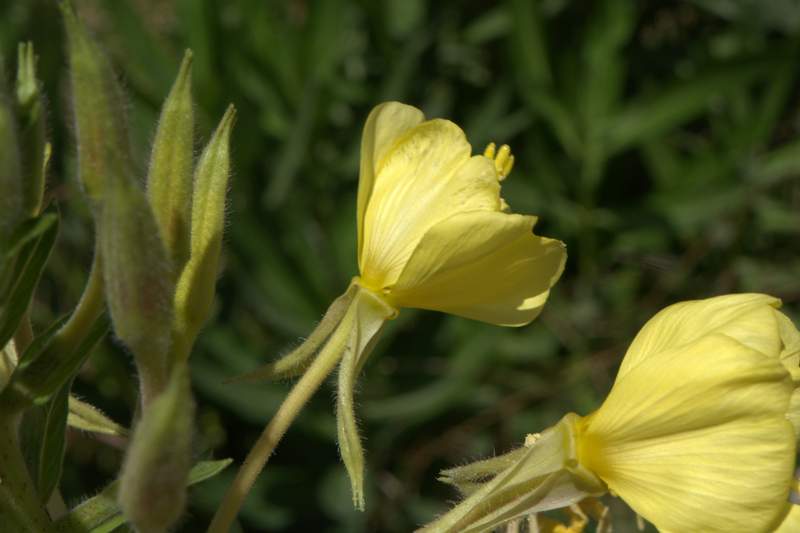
[484,142,514,180]
[495,146,511,178]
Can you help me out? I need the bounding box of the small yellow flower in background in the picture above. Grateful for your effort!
[357,102,566,325]
[233,101,566,513]
[423,293,800,533]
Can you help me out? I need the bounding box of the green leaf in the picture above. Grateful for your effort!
[67,396,129,437]
[1,212,58,264]
[0,210,58,350]
[54,459,232,533]
[6,313,109,405]
[19,380,71,504]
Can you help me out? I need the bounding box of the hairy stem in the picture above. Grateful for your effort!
[49,252,105,357]
[207,303,357,533]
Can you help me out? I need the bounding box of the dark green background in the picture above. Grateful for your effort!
[3,0,800,531]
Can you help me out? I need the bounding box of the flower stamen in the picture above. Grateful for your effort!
[484,142,515,181]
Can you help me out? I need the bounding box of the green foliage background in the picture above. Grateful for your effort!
[3,0,800,531]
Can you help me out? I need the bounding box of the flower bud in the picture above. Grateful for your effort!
[172,105,235,360]
[101,172,174,404]
[147,50,194,269]
[15,42,47,216]
[118,366,194,533]
[61,1,134,202]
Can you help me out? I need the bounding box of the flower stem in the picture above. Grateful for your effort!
[49,252,105,357]
[208,302,357,533]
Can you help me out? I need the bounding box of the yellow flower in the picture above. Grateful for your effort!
[356,101,566,326]
[424,293,800,533]
[239,101,566,511]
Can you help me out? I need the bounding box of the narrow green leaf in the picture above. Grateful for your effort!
[1,212,58,264]
[15,41,47,217]
[16,314,69,365]
[6,313,109,405]
[20,380,70,503]
[54,459,232,533]
[67,396,129,437]
[0,210,58,350]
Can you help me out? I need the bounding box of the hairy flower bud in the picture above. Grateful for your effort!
[172,105,235,360]
[61,1,133,202]
[101,172,174,404]
[118,366,194,533]
[147,50,194,269]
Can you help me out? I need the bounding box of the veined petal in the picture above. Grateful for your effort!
[580,334,796,533]
[357,102,425,264]
[389,211,565,326]
[618,293,782,380]
[359,121,501,287]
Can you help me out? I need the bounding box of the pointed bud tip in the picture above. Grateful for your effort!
[174,50,194,88]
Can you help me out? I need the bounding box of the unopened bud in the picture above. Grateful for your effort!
[119,366,193,533]
[101,173,174,404]
[60,1,134,202]
[15,42,47,216]
[147,50,194,270]
[172,105,235,360]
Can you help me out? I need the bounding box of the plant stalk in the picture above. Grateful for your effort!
[207,303,357,533]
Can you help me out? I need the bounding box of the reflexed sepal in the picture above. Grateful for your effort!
[336,285,395,510]
[230,285,357,383]
[420,414,606,533]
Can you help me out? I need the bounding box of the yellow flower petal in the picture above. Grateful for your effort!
[359,120,502,288]
[580,334,796,533]
[618,293,782,381]
[357,102,425,264]
[389,211,566,326]
[774,504,800,533]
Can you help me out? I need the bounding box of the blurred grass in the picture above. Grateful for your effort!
[3,0,800,531]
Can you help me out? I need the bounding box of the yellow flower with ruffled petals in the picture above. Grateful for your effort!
[356,102,566,326]
[240,101,566,512]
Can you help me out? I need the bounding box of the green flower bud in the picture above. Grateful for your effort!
[15,42,47,217]
[172,105,235,361]
[118,365,194,533]
[0,73,22,245]
[60,1,134,202]
[147,50,194,270]
[101,172,174,404]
